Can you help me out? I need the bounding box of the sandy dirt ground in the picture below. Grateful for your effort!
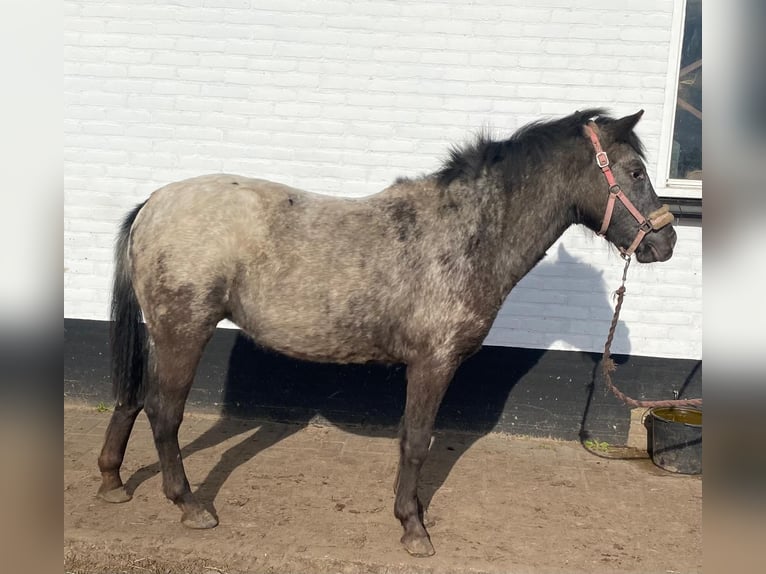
[64,402,702,574]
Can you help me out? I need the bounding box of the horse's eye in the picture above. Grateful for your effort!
[631,169,645,181]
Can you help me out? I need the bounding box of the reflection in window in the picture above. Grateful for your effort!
[670,0,701,181]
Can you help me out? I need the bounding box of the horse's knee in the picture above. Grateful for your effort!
[400,432,432,466]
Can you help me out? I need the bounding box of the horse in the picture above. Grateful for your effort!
[96,108,676,557]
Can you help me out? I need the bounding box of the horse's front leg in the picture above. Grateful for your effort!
[395,355,457,557]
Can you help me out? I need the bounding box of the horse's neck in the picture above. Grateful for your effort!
[486,173,575,297]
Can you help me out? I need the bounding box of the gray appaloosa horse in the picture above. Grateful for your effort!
[97,109,676,556]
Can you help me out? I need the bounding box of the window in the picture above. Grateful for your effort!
[658,0,702,205]
[669,0,702,181]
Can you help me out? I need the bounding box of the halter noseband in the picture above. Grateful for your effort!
[583,121,674,259]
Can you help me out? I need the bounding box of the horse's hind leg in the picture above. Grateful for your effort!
[97,403,143,502]
[395,355,457,557]
[144,324,218,529]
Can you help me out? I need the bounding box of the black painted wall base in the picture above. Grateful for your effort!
[64,318,701,444]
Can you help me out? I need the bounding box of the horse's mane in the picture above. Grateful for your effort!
[434,108,646,187]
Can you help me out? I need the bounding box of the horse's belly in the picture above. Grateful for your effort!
[241,318,400,365]
[229,289,404,365]
[266,340,395,365]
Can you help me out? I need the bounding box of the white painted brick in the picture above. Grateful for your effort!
[152,81,201,96]
[568,319,615,337]
[63,259,96,276]
[555,334,598,352]
[65,272,112,290]
[125,124,175,139]
[64,1,81,16]
[76,33,131,48]
[126,94,175,110]
[126,35,175,51]
[64,104,105,122]
[65,46,107,64]
[173,96,221,113]
[105,20,156,35]
[173,37,227,53]
[67,17,105,33]
[64,0,700,359]
[126,151,179,169]
[178,156,224,171]
[543,40,594,56]
[81,122,125,136]
[174,4,217,18]
[205,0,251,9]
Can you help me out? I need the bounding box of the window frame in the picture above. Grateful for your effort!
[656,0,702,200]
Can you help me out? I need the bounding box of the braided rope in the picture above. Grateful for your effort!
[601,257,702,409]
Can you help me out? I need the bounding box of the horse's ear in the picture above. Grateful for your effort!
[611,110,644,140]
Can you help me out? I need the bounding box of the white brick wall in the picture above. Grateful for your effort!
[64,0,702,360]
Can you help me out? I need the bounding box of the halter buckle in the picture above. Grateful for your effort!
[595,151,609,169]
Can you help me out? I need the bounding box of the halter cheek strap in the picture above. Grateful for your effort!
[583,121,674,258]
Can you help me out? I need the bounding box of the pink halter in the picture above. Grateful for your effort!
[583,122,674,259]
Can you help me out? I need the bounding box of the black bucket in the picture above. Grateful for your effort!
[648,407,702,474]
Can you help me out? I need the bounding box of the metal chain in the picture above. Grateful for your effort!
[601,257,702,409]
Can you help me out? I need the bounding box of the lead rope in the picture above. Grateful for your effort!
[601,257,702,408]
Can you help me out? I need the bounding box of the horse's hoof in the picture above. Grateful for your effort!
[181,507,218,529]
[97,485,132,504]
[401,533,435,557]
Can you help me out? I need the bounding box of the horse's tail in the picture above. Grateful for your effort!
[110,201,147,408]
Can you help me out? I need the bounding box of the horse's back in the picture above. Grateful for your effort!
[129,174,292,278]
[130,173,352,255]
[127,174,411,359]
[140,173,333,219]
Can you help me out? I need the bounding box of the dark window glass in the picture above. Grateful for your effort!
[670,0,702,180]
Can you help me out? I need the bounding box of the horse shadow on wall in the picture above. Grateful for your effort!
[125,244,635,520]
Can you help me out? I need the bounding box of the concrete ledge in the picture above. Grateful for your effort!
[64,318,701,444]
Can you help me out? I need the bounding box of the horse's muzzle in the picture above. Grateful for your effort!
[635,224,677,263]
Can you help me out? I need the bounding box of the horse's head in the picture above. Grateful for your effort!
[577,110,677,263]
